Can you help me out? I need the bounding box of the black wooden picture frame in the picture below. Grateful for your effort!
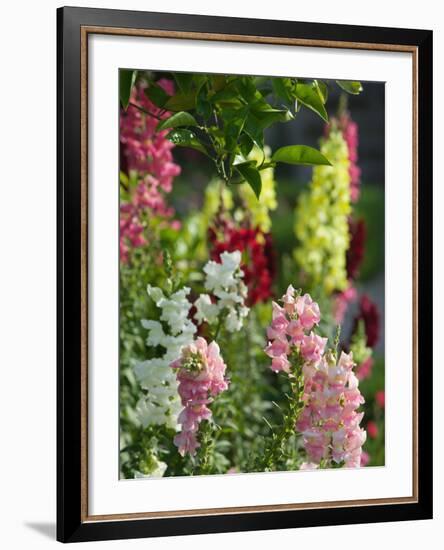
[57,6,432,543]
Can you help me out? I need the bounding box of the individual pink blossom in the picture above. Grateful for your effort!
[266,314,289,340]
[171,337,228,456]
[173,430,200,457]
[302,429,330,463]
[360,451,370,466]
[300,333,327,364]
[271,355,291,373]
[264,338,289,359]
[286,320,305,344]
[295,294,321,330]
[282,285,297,315]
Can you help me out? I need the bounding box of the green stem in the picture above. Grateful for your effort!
[128,102,162,121]
[195,420,214,475]
[213,312,225,341]
[260,357,305,471]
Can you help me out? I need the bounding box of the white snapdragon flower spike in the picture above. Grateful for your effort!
[196,250,250,333]
[134,459,168,479]
[134,285,196,429]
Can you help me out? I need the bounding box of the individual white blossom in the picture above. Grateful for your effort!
[195,251,250,333]
[194,294,219,325]
[147,286,193,335]
[203,250,242,293]
[225,307,249,332]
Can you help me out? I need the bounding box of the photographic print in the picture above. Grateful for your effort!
[58,8,432,541]
[118,70,385,479]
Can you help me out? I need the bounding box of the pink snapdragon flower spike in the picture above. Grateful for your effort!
[171,337,228,457]
[264,286,366,469]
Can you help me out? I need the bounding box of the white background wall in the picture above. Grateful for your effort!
[0,0,440,548]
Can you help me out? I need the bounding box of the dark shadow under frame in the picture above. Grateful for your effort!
[57,6,433,543]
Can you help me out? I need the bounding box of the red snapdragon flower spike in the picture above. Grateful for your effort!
[353,294,380,348]
[208,224,276,306]
[375,390,385,408]
[366,420,379,439]
[356,355,373,381]
[346,217,366,280]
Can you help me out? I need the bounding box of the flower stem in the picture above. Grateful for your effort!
[195,420,214,475]
[260,358,305,470]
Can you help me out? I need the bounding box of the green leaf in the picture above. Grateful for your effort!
[156,111,198,131]
[166,129,208,155]
[211,88,241,107]
[313,80,328,103]
[164,91,197,111]
[233,155,256,167]
[336,80,363,95]
[238,132,254,157]
[196,86,212,120]
[174,73,194,93]
[293,83,328,122]
[272,77,293,104]
[272,145,332,166]
[253,108,293,129]
[119,171,129,187]
[221,106,248,152]
[235,77,257,103]
[244,119,264,150]
[211,75,226,92]
[119,69,137,110]
[144,82,170,108]
[235,163,262,199]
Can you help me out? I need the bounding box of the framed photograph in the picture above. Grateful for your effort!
[57,6,433,543]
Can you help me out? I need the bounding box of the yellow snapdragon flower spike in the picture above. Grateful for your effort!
[294,129,351,295]
[202,179,234,221]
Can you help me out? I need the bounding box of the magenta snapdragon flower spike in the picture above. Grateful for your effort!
[339,112,361,203]
[119,80,181,262]
[171,337,229,457]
